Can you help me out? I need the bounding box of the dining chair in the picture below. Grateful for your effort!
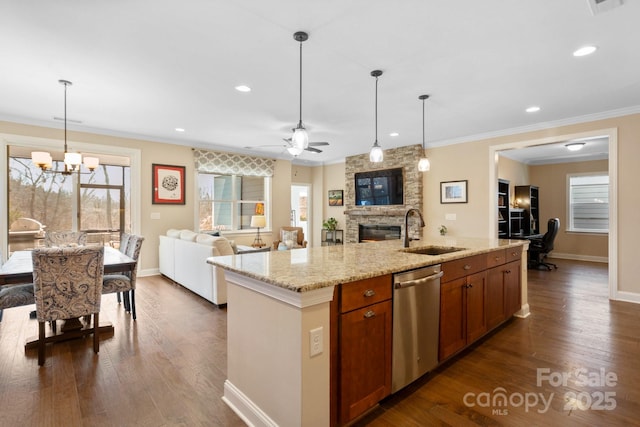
[31,246,104,366]
[102,235,144,320]
[114,232,132,305]
[0,255,35,322]
[44,231,88,247]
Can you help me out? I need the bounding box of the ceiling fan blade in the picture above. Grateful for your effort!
[244,144,286,149]
[305,146,322,153]
[308,142,329,146]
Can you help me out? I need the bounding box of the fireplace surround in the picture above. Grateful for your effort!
[344,145,424,243]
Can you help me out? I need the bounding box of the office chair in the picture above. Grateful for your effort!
[528,218,559,270]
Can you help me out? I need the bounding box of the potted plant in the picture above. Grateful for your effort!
[439,225,448,236]
[323,217,338,241]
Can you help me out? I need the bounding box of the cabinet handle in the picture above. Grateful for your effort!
[364,310,376,319]
[495,256,500,261]
[505,270,511,274]
[511,252,518,256]
[363,289,376,298]
[467,284,473,289]
[463,264,472,270]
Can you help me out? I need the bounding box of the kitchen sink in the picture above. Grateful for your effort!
[400,246,466,256]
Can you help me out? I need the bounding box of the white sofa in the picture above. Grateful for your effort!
[159,229,235,306]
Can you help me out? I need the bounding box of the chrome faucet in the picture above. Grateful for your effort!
[404,208,425,248]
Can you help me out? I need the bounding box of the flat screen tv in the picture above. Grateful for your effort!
[355,168,404,206]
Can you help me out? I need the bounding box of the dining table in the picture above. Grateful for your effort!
[0,246,136,349]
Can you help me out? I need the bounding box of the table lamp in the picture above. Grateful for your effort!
[250,215,266,248]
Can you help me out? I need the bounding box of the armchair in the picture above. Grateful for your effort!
[528,218,559,270]
[273,227,308,250]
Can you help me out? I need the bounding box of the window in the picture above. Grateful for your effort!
[198,173,270,232]
[7,151,130,253]
[568,173,609,233]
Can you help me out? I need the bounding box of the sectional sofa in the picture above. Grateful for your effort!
[158,229,235,306]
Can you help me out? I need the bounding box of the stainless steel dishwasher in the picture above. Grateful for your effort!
[392,264,443,393]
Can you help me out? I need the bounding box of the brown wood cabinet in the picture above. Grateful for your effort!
[331,274,393,426]
[440,248,523,362]
[439,271,486,361]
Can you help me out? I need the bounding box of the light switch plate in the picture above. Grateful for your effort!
[446,213,456,221]
[150,212,161,220]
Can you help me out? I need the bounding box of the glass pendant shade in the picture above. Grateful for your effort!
[418,157,431,172]
[83,156,100,171]
[65,152,82,169]
[291,126,308,151]
[369,142,384,163]
[287,145,304,156]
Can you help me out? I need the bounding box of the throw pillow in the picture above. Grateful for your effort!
[281,229,298,247]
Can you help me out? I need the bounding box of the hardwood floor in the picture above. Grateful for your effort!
[1,260,638,426]
[0,275,244,427]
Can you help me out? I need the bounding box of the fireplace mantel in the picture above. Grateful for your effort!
[344,207,408,216]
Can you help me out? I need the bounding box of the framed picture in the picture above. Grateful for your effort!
[328,190,343,206]
[152,164,186,204]
[440,180,468,204]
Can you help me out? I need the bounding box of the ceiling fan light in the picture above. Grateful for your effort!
[369,142,383,163]
[287,145,303,156]
[418,157,431,172]
[291,126,308,151]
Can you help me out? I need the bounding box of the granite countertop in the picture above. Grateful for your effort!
[207,236,528,293]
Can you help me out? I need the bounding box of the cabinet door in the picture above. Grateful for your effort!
[504,260,521,317]
[465,272,487,343]
[339,300,392,424]
[439,277,466,361]
[485,266,506,330]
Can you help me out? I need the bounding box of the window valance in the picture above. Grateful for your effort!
[193,149,276,177]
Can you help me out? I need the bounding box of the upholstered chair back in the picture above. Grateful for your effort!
[44,231,88,248]
[31,246,104,322]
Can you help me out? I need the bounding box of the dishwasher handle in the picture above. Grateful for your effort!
[394,271,444,289]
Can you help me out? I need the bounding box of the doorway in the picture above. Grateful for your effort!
[291,184,311,246]
[490,128,617,300]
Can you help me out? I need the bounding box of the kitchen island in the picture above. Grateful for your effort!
[208,237,528,427]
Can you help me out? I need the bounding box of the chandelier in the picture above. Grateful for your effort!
[31,79,99,174]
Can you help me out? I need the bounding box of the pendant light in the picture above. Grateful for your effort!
[417,94,431,172]
[290,31,309,156]
[369,70,384,163]
[31,80,99,174]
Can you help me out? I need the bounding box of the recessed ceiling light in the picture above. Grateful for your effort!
[235,85,251,92]
[573,46,597,57]
[389,132,399,137]
[565,142,586,151]
[175,128,185,132]
[526,106,540,113]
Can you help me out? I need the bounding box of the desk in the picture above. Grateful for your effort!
[0,246,136,348]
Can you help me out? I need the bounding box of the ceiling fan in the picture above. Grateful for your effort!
[245,137,329,154]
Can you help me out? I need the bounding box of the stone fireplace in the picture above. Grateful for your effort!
[359,224,401,242]
[344,145,424,243]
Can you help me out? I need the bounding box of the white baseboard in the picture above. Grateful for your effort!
[611,290,640,304]
[548,252,608,263]
[138,268,159,277]
[222,380,277,427]
[514,303,530,318]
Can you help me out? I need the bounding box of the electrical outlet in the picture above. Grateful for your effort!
[309,327,323,357]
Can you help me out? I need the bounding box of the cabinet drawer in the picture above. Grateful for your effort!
[441,254,486,283]
[505,247,522,262]
[486,249,506,268]
[340,274,392,313]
